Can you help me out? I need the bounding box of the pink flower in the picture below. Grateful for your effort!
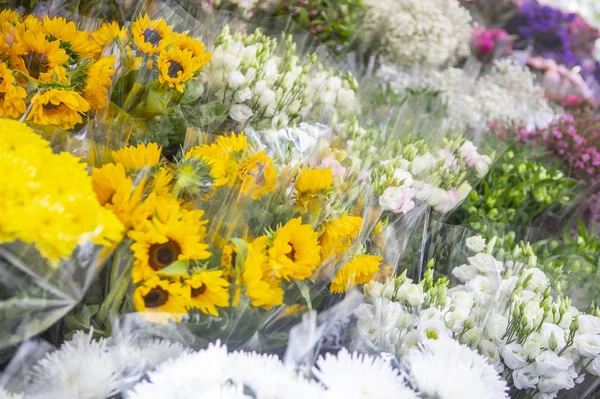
[472,27,513,59]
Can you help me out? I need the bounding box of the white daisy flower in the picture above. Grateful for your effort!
[26,331,124,399]
[314,349,418,399]
[407,338,509,399]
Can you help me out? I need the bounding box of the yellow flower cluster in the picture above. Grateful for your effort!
[0,119,123,264]
[0,11,117,129]
[130,14,212,92]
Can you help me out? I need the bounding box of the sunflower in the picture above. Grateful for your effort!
[239,151,277,199]
[42,16,95,61]
[330,254,382,294]
[83,55,116,111]
[133,276,188,315]
[112,142,162,170]
[129,203,211,283]
[320,215,363,259]
[131,14,172,56]
[157,48,196,92]
[267,217,321,281]
[0,63,26,118]
[91,21,126,54]
[216,132,248,153]
[183,270,230,317]
[27,88,90,130]
[221,243,236,279]
[152,167,174,198]
[11,31,69,82]
[0,21,17,60]
[243,236,284,308]
[0,9,20,24]
[295,168,333,193]
[91,162,129,205]
[172,32,212,69]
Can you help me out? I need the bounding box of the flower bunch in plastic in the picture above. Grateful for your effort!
[0,119,123,348]
[203,25,358,129]
[0,10,117,130]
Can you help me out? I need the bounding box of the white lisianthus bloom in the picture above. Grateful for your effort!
[524,332,545,360]
[540,323,567,352]
[417,319,453,341]
[395,281,425,307]
[475,155,493,178]
[578,315,600,334]
[558,306,581,329]
[227,71,246,90]
[336,87,357,111]
[502,343,529,370]
[480,339,503,372]
[537,371,575,393]
[466,236,486,253]
[410,153,437,175]
[575,334,600,358]
[392,168,413,187]
[468,252,505,275]
[458,141,480,167]
[364,281,384,298]
[513,364,540,390]
[257,88,276,108]
[586,356,600,376]
[522,302,546,330]
[314,349,418,399]
[523,268,550,291]
[419,307,444,322]
[229,104,254,123]
[453,263,478,282]
[407,338,509,399]
[535,350,572,378]
[486,313,509,343]
[451,291,475,311]
[378,186,416,214]
[233,87,252,103]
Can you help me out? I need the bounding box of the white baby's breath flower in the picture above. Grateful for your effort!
[314,349,418,399]
[407,338,509,399]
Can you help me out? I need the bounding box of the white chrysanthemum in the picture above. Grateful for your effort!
[0,389,23,399]
[26,331,124,399]
[314,349,418,399]
[126,342,230,399]
[407,338,509,399]
[114,337,188,374]
[229,351,324,399]
[363,0,472,68]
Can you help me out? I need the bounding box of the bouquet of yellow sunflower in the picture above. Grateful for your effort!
[67,128,381,349]
[0,119,123,349]
[0,10,118,131]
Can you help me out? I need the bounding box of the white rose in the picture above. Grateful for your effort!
[466,236,486,253]
[502,342,529,369]
[234,87,253,103]
[540,323,566,351]
[227,70,246,90]
[537,371,575,393]
[410,153,436,175]
[523,268,550,292]
[417,319,452,341]
[395,281,425,307]
[535,350,572,378]
[578,315,600,334]
[575,334,600,358]
[392,168,413,188]
[486,313,509,342]
[586,356,600,376]
[229,104,253,123]
[513,364,539,390]
[378,186,416,214]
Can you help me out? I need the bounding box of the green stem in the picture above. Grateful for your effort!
[95,250,133,332]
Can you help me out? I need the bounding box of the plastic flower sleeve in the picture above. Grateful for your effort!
[0,120,124,349]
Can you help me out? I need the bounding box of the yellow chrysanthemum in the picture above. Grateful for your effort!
[91,21,126,54]
[0,63,26,118]
[267,217,321,281]
[172,32,212,69]
[295,168,333,193]
[83,55,116,111]
[183,270,230,317]
[239,151,277,199]
[11,30,69,82]
[92,162,129,205]
[133,276,187,316]
[243,236,284,308]
[330,254,382,294]
[129,203,210,283]
[112,142,162,170]
[131,14,172,55]
[320,215,363,258]
[0,119,123,264]
[157,48,196,92]
[42,16,96,61]
[28,88,90,130]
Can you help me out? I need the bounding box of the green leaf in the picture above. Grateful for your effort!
[294,280,312,311]
[161,259,190,275]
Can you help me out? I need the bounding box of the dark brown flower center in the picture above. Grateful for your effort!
[143,287,169,308]
[191,284,207,297]
[23,51,49,79]
[148,240,182,271]
[43,102,60,111]
[143,28,162,46]
[167,61,183,78]
[286,245,297,262]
